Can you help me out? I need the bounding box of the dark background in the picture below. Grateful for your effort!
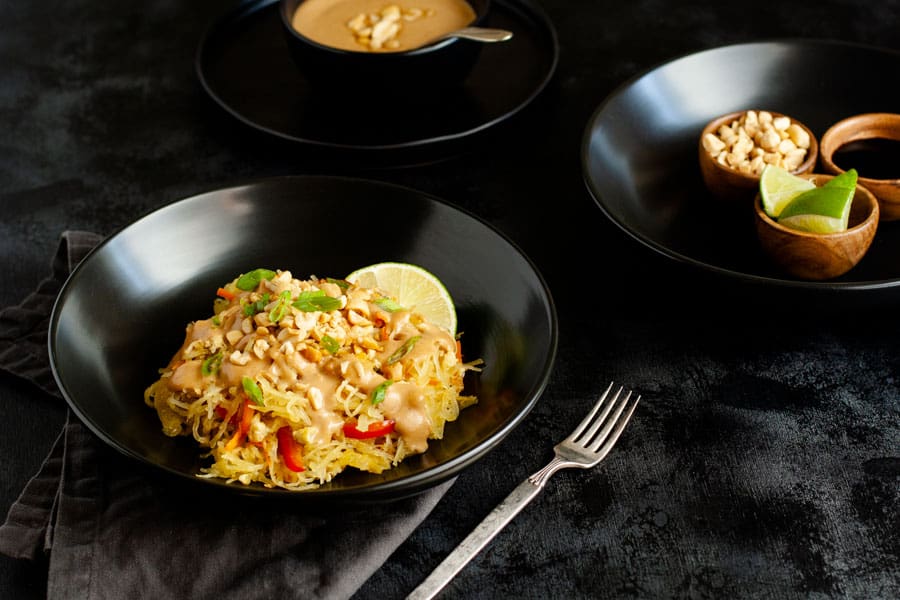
[2,0,899,598]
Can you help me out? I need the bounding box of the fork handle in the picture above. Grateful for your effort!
[406,478,545,600]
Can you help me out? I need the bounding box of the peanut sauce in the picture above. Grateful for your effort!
[291,0,476,53]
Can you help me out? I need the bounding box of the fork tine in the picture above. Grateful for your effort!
[568,381,617,442]
[590,393,640,459]
[583,389,632,450]
[578,387,627,446]
[571,383,624,445]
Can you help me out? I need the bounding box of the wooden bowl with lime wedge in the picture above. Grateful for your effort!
[754,173,879,280]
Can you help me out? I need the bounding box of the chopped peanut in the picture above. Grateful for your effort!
[229,350,250,366]
[786,124,810,149]
[346,4,435,51]
[702,133,726,155]
[252,339,270,360]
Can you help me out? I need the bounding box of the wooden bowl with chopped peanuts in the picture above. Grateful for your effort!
[699,109,819,205]
[279,0,490,89]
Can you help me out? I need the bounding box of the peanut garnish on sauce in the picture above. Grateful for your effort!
[346,5,436,50]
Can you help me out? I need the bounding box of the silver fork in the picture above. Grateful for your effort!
[406,382,640,600]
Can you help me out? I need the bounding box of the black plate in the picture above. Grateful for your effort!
[582,40,900,293]
[49,176,558,503]
[196,0,558,151]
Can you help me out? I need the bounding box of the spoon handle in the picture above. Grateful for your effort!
[449,27,514,42]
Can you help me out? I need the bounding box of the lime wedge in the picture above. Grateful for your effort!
[777,214,847,234]
[759,164,816,218]
[346,262,457,335]
[822,168,858,191]
[776,169,858,233]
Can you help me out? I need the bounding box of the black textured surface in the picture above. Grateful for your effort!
[2,0,899,599]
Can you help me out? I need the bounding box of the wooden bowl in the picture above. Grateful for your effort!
[754,173,879,280]
[819,112,900,221]
[699,110,818,205]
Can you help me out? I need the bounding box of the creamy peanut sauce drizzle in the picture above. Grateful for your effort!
[161,275,456,453]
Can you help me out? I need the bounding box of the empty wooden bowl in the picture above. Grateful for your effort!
[699,110,818,205]
[754,173,879,280]
[819,112,900,220]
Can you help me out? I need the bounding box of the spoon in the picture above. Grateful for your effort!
[435,27,514,43]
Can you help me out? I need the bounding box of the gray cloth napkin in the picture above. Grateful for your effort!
[0,231,451,600]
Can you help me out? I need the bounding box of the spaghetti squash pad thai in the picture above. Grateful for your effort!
[144,268,480,490]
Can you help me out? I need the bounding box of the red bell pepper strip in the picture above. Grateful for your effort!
[224,398,253,451]
[214,405,240,424]
[343,420,396,439]
[277,426,305,472]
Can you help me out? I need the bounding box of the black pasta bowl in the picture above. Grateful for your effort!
[49,175,557,503]
[279,0,490,88]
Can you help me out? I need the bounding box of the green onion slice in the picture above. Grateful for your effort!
[374,297,403,312]
[201,352,223,376]
[292,290,342,312]
[371,380,393,405]
[236,268,276,291]
[242,376,265,406]
[387,335,421,365]
[321,334,340,355]
[242,293,270,317]
[326,277,350,290]
[269,290,292,323]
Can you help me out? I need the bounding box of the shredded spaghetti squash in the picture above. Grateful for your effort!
[144,268,480,490]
